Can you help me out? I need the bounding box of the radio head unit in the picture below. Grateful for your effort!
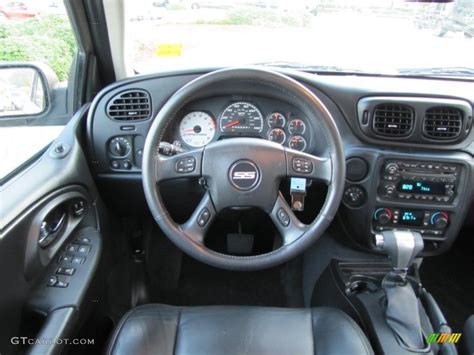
[379,160,458,203]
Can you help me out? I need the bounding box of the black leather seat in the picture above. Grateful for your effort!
[464,315,474,355]
[107,304,374,355]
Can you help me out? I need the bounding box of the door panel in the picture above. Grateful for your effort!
[0,106,102,354]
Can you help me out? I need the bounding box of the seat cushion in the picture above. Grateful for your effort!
[107,304,373,355]
[464,315,474,355]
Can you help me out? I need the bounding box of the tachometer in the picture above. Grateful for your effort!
[219,102,263,133]
[179,111,216,147]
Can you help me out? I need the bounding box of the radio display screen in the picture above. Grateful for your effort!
[397,180,445,195]
[399,210,424,226]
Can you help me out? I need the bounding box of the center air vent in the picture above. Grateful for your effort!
[372,104,414,137]
[423,106,463,139]
[106,90,151,121]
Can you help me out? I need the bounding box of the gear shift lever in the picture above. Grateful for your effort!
[374,230,424,275]
[373,230,428,350]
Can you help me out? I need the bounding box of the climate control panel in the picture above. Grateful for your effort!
[372,207,449,238]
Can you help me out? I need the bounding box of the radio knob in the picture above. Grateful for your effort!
[374,208,392,225]
[384,183,396,195]
[432,212,449,229]
[385,163,399,175]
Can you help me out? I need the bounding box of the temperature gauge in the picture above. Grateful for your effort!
[288,136,307,151]
[288,119,306,135]
[267,112,286,128]
[268,128,286,144]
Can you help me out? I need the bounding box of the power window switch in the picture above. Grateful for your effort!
[58,255,73,263]
[72,256,86,264]
[75,237,91,244]
[67,244,80,253]
[47,275,58,286]
[78,245,91,254]
[57,267,75,275]
[55,280,69,288]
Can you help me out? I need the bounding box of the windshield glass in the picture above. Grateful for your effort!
[125,0,474,77]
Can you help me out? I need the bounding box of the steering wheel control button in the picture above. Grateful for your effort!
[229,160,260,191]
[277,208,291,227]
[56,267,76,276]
[292,158,313,174]
[176,157,196,173]
[197,208,211,227]
[47,275,58,287]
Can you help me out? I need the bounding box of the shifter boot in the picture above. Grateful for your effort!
[382,272,426,350]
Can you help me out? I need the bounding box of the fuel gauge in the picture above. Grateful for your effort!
[288,135,307,151]
[268,128,286,144]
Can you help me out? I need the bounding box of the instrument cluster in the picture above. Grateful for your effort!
[174,99,311,152]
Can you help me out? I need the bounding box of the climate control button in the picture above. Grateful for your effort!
[374,208,392,225]
[431,212,449,229]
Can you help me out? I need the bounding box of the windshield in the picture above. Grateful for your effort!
[125,0,474,77]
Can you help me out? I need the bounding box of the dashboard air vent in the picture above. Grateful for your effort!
[372,104,414,137]
[423,106,463,139]
[107,90,151,121]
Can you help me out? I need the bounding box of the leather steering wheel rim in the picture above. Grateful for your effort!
[142,67,345,271]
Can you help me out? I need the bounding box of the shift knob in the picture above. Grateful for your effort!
[373,230,424,272]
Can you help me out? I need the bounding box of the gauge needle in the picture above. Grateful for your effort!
[223,120,240,129]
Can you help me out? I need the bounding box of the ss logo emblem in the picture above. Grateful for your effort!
[233,171,256,180]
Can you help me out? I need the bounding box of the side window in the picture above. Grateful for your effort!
[0,2,76,181]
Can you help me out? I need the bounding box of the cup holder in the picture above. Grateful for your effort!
[346,275,381,295]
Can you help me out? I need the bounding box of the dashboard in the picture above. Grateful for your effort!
[169,96,312,152]
[87,69,474,257]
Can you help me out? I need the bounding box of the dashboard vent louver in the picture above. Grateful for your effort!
[372,103,414,137]
[106,90,151,121]
[423,106,463,139]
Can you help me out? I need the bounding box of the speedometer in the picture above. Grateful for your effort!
[179,111,216,147]
[219,102,263,134]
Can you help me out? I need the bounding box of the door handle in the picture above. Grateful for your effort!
[38,211,67,248]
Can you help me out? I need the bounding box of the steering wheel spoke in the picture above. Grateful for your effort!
[270,193,308,245]
[155,148,204,183]
[285,149,332,185]
[179,192,217,244]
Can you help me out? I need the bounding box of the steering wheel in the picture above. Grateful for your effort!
[142,68,345,270]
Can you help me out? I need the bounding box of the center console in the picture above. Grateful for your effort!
[311,230,458,355]
[341,151,472,256]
